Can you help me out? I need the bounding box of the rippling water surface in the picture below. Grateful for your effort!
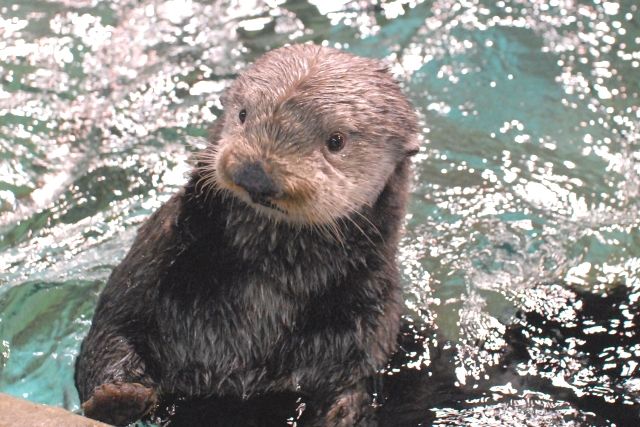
[1,0,639,425]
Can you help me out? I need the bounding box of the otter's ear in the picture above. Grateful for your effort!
[219,90,228,107]
[405,136,421,157]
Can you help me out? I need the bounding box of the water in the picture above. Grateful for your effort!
[0,0,639,425]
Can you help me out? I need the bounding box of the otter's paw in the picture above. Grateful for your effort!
[82,382,157,426]
[325,388,373,427]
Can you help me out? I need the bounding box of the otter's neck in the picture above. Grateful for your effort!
[180,159,411,285]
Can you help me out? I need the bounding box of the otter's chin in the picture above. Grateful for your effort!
[223,184,293,221]
[234,190,332,226]
[252,198,287,214]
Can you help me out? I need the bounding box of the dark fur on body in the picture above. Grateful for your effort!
[75,44,419,426]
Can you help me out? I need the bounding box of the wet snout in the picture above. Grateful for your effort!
[231,162,282,203]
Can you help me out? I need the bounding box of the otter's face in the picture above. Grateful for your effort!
[202,44,418,226]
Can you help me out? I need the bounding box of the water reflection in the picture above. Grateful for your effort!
[0,0,639,425]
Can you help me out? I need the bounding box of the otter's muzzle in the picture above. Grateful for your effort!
[231,162,281,203]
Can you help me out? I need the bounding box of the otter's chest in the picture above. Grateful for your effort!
[149,272,304,397]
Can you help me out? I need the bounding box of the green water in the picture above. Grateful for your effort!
[1,0,639,425]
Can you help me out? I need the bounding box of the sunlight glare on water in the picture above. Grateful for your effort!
[0,0,639,425]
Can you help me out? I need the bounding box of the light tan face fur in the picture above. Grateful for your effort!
[200,44,418,226]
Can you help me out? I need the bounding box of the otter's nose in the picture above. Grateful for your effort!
[232,162,281,203]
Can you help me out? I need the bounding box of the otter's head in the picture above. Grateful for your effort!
[201,44,419,225]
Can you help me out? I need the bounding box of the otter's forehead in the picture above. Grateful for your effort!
[229,45,392,113]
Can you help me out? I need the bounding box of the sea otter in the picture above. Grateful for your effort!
[75,43,419,426]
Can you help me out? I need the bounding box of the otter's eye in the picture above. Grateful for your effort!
[239,109,247,124]
[327,132,346,152]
